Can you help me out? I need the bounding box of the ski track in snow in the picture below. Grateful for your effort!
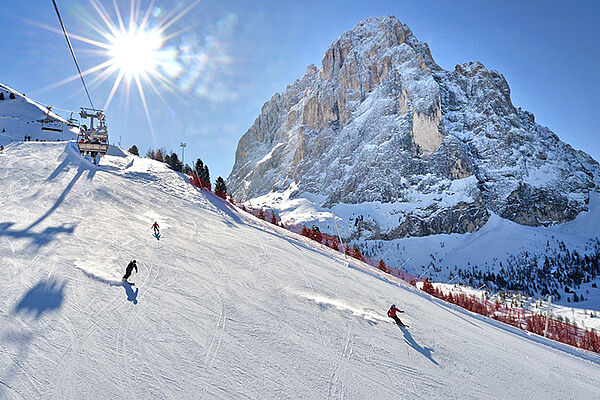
[0,142,599,399]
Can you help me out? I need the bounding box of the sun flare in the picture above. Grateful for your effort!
[34,0,209,142]
[108,25,164,78]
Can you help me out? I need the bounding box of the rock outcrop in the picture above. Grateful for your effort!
[228,16,599,239]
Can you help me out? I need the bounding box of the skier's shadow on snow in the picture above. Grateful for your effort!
[398,325,438,366]
[122,283,139,304]
[153,232,161,240]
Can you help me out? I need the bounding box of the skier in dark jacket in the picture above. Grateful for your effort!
[123,260,137,283]
[152,222,160,235]
[388,304,406,326]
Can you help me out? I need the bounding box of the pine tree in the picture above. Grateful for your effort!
[9,92,15,99]
[215,176,227,194]
[155,149,163,162]
[128,145,139,156]
[301,226,310,237]
[378,259,388,273]
[146,149,155,159]
[203,165,210,184]
[194,158,204,177]
[169,152,183,172]
[183,164,193,174]
[352,244,363,261]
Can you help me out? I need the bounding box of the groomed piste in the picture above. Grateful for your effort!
[0,141,599,399]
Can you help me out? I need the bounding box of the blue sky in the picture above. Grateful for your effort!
[2,0,599,181]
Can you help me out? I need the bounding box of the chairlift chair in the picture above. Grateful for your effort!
[41,116,64,132]
[77,107,109,156]
[67,112,79,128]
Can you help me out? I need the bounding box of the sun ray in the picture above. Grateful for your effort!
[143,73,173,112]
[103,70,125,110]
[140,0,157,30]
[89,0,120,37]
[149,68,178,93]
[37,59,113,93]
[86,65,118,90]
[162,22,203,41]
[134,74,157,145]
[19,18,112,49]
[157,0,203,34]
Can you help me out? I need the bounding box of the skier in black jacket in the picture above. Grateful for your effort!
[123,260,137,283]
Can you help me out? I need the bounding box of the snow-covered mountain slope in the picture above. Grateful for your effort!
[0,142,599,399]
[227,16,599,240]
[249,185,600,309]
[0,82,75,146]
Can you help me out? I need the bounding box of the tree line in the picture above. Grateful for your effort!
[127,144,227,195]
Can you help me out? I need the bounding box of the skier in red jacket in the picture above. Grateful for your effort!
[388,304,406,327]
[151,221,160,235]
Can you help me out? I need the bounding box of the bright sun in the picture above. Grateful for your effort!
[40,0,203,140]
[108,26,164,78]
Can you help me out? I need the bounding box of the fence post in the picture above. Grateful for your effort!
[544,295,552,338]
[332,215,346,260]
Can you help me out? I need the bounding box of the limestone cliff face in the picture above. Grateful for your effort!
[228,16,600,239]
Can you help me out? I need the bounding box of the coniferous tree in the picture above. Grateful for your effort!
[128,145,139,156]
[146,149,155,159]
[352,244,363,261]
[9,92,15,99]
[155,149,163,162]
[0,92,4,100]
[164,153,171,166]
[183,164,193,174]
[215,176,227,193]
[169,152,183,172]
[194,158,204,178]
[203,165,210,184]
[301,226,310,237]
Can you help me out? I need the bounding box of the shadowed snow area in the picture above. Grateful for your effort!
[0,142,599,399]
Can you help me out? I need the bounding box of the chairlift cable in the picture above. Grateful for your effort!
[51,0,95,109]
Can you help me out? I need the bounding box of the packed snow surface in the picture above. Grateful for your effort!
[0,142,599,399]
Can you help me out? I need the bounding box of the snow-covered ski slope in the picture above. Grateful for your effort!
[0,83,75,146]
[1,142,599,399]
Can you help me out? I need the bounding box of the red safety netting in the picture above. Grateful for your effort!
[422,281,600,353]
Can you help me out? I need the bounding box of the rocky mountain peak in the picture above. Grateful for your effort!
[228,17,599,240]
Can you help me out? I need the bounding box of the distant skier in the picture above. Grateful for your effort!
[388,304,407,327]
[152,222,160,235]
[122,260,137,283]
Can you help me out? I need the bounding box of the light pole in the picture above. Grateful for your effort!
[180,142,187,166]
